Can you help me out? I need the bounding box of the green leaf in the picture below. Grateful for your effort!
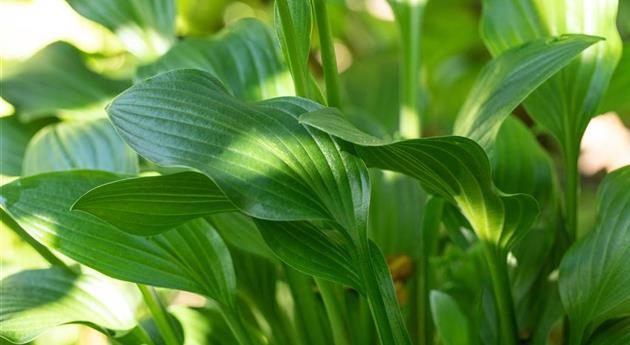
[254,219,363,291]
[0,42,129,122]
[209,213,274,260]
[22,118,138,176]
[137,18,294,101]
[73,172,236,235]
[559,165,630,344]
[0,171,236,308]
[480,0,622,156]
[0,116,39,178]
[170,305,238,345]
[430,290,471,345]
[586,318,630,345]
[454,35,600,154]
[274,0,312,96]
[300,108,539,250]
[599,42,630,118]
[66,0,176,59]
[0,267,137,344]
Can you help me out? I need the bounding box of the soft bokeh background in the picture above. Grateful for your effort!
[1,0,629,344]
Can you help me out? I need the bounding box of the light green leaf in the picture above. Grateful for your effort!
[170,305,238,345]
[300,108,539,250]
[22,118,138,176]
[137,18,294,101]
[430,290,471,345]
[66,0,176,59]
[0,42,129,122]
[0,267,137,344]
[599,42,630,117]
[454,35,599,153]
[0,116,39,178]
[254,219,363,291]
[559,165,630,344]
[480,0,622,158]
[73,172,235,235]
[274,0,312,96]
[209,213,274,260]
[0,171,236,308]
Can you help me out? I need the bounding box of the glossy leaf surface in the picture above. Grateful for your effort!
[559,166,630,344]
[137,18,293,100]
[23,118,138,176]
[0,171,236,307]
[0,267,137,344]
[73,172,235,235]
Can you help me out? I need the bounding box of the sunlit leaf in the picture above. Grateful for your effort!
[559,166,630,344]
[73,172,235,235]
[0,171,235,308]
[0,267,137,344]
[454,35,599,154]
[66,0,176,59]
[22,118,138,176]
[137,18,294,100]
[0,42,129,122]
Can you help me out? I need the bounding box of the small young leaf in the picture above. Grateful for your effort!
[0,42,129,122]
[0,267,137,344]
[0,171,236,308]
[559,166,630,344]
[23,118,138,176]
[73,172,236,235]
[430,290,471,345]
[137,18,294,100]
[66,0,176,59]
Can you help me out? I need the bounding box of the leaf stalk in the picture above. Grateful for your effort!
[137,285,181,345]
[312,0,341,108]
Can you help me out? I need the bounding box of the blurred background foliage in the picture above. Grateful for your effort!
[1,0,629,344]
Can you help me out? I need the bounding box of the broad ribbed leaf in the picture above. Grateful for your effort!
[0,42,129,122]
[137,18,294,100]
[255,219,363,291]
[0,267,137,344]
[22,118,138,176]
[586,318,630,345]
[454,35,599,153]
[481,0,622,157]
[559,166,630,344]
[300,109,539,250]
[66,0,176,59]
[0,116,38,178]
[73,172,235,235]
[430,290,471,345]
[0,171,236,308]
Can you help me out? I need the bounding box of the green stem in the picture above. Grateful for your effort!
[137,285,180,345]
[482,243,518,345]
[359,242,412,345]
[563,143,579,243]
[276,0,310,98]
[284,265,330,345]
[391,0,426,138]
[416,197,444,345]
[312,0,341,108]
[220,306,257,345]
[1,208,70,270]
[315,278,351,345]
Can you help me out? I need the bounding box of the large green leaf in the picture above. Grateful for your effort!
[73,172,235,235]
[22,118,138,176]
[0,171,235,308]
[0,42,129,122]
[454,35,599,153]
[66,0,176,59]
[586,318,630,345]
[0,116,39,178]
[480,0,622,158]
[137,18,294,101]
[300,109,539,250]
[430,290,471,345]
[559,165,630,344]
[0,267,137,344]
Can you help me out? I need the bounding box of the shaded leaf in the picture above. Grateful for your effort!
[170,305,238,345]
[0,171,236,307]
[66,0,176,59]
[73,172,235,235]
[559,166,630,344]
[586,318,630,345]
[0,116,39,177]
[430,290,471,345]
[274,0,312,96]
[0,267,137,344]
[23,118,138,176]
[454,35,599,154]
[137,18,294,101]
[0,42,129,122]
[209,213,273,260]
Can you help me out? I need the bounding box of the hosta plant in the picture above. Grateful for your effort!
[1,1,628,345]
